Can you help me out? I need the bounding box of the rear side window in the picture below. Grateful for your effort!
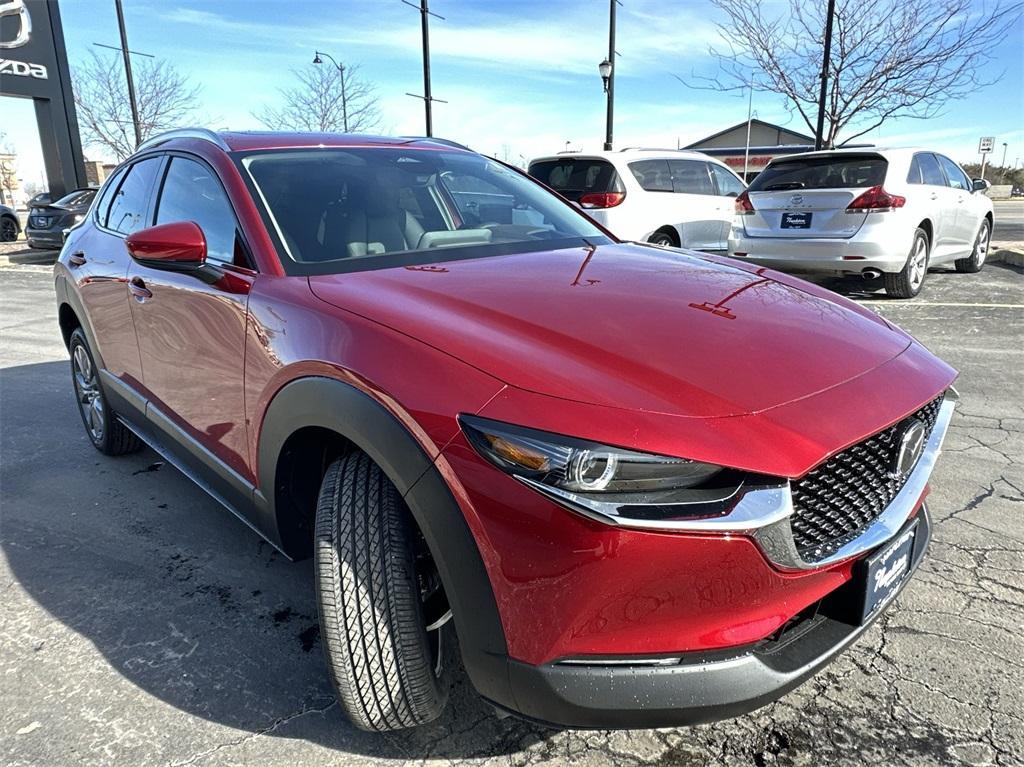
[748,155,887,191]
[937,155,970,191]
[156,157,240,265]
[528,158,622,203]
[628,160,673,192]
[106,157,162,235]
[669,160,715,195]
[709,163,746,197]
[908,153,945,186]
[94,168,127,225]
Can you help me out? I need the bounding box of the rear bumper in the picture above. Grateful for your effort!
[25,228,65,249]
[728,227,913,274]
[493,507,931,729]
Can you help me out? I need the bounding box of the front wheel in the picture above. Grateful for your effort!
[884,228,929,299]
[314,451,450,731]
[648,229,678,247]
[955,219,990,273]
[0,216,17,242]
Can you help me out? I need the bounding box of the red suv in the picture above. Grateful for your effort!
[54,130,957,731]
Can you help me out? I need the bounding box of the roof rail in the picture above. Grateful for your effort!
[399,136,471,151]
[136,128,230,153]
[618,147,687,153]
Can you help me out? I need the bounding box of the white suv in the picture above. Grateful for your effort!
[528,149,747,252]
[728,148,994,298]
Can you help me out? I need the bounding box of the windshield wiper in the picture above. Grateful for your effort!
[762,182,806,191]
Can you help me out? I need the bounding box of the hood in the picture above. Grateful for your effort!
[309,243,910,418]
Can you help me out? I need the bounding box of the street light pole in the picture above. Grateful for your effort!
[113,0,142,148]
[603,0,617,151]
[813,0,836,151]
[402,0,446,137]
[1001,142,1008,180]
[313,51,348,132]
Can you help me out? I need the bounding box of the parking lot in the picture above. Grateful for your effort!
[1,250,1022,765]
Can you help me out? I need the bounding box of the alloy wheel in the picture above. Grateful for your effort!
[73,344,105,443]
[1,218,16,242]
[908,237,928,291]
[976,224,989,266]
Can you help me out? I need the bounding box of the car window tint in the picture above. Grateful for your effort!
[709,163,746,197]
[937,155,970,190]
[107,157,161,235]
[156,157,238,264]
[628,160,673,192]
[527,159,621,203]
[917,154,946,186]
[748,155,887,191]
[907,155,923,185]
[94,168,127,226]
[668,160,715,195]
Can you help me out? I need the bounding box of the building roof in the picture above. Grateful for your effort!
[686,119,814,149]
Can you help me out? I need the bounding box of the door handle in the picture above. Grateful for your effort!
[929,193,938,201]
[128,277,153,302]
[68,251,87,266]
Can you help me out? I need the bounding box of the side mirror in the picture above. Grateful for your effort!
[972,178,991,193]
[125,221,206,269]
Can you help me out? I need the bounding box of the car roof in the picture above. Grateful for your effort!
[140,129,473,154]
[767,146,929,162]
[529,148,732,165]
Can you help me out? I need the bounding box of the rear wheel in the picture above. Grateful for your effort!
[648,228,678,247]
[314,451,450,731]
[69,328,142,455]
[955,219,990,273]
[1,216,17,242]
[884,228,929,299]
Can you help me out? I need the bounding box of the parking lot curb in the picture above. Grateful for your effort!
[990,245,1024,268]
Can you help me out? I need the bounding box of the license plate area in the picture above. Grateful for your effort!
[854,518,919,624]
[781,211,812,229]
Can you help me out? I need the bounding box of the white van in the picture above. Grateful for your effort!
[528,149,747,252]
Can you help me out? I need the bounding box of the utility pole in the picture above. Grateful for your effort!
[813,0,836,151]
[1000,142,1008,179]
[743,84,753,181]
[604,0,617,151]
[114,0,142,149]
[403,0,446,136]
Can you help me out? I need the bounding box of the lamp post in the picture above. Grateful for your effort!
[1001,142,1008,180]
[313,51,348,132]
[599,2,617,150]
[114,0,142,148]
[813,0,836,150]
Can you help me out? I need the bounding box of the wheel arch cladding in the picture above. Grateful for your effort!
[256,376,514,707]
[916,219,933,248]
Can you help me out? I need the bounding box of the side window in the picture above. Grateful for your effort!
[917,153,946,186]
[907,155,923,185]
[937,155,969,191]
[156,157,239,264]
[94,166,127,226]
[709,163,746,197]
[629,160,673,192]
[669,160,716,195]
[107,157,161,235]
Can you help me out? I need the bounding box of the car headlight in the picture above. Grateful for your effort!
[460,415,762,526]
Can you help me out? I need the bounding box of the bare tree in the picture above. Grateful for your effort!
[72,51,201,161]
[255,64,381,133]
[690,0,1021,146]
[0,131,17,206]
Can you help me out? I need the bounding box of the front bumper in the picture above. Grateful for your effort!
[496,507,931,729]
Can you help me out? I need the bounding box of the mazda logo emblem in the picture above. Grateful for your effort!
[0,0,31,49]
[891,419,926,479]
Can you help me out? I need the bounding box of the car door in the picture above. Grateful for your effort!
[708,161,747,250]
[667,159,722,251]
[126,154,257,482]
[70,158,162,393]
[936,154,977,254]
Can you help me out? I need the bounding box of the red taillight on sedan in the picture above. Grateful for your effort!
[734,190,754,215]
[579,192,626,209]
[846,185,906,212]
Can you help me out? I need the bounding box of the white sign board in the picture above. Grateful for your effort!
[979,136,995,153]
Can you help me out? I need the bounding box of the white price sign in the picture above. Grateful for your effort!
[979,137,995,153]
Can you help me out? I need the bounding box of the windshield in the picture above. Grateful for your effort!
[240,148,608,274]
[749,155,887,191]
[54,189,97,208]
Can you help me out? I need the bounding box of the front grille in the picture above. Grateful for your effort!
[790,395,943,562]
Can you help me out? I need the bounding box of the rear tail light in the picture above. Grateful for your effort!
[734,190,754,215]
[579,192,625,209]
[846,185,906,212]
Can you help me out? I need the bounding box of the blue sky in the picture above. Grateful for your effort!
[3,0,1022,188]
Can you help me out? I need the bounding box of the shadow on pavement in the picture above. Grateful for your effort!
[0,360,555,759]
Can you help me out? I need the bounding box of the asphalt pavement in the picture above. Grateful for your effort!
[1,258,1022,767]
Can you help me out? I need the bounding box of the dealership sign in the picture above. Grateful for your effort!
[0,0,50,84]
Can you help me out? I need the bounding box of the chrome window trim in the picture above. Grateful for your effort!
[520,388,957,571]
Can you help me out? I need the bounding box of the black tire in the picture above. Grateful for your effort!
[315,451,449,731]
[1,216,17,242]
[68,328,142,456]
[955,218,990,273]
[648,228,678,247]
[884,227,929,299]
